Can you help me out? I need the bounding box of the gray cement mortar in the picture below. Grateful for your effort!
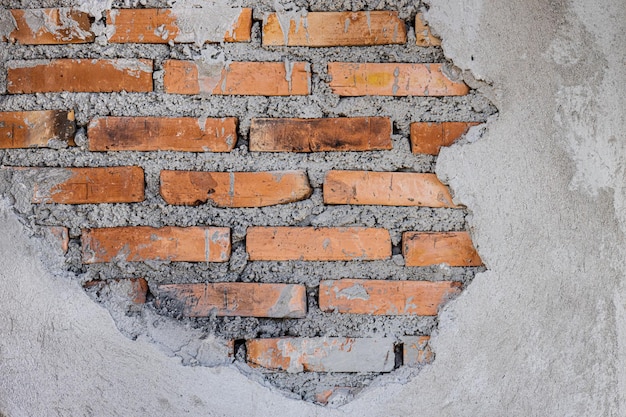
[0,0,495,405]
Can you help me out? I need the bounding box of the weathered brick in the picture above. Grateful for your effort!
[160,170,312,207]
[249,117,392,152]
[88,117,236,152]
[0,110,75,149]
[246,227,391,261]
[84,278,149,304]
[403,231,483,267]
[106,8,252,43]
[414,13,441,47]
[246,337,395,372]
[323,170,458,207]
[47,226,70,253]
[410,122,481,155]
[7,59,153,93]
[319,279,462,316]
[156,283,306,318]
[6,9,94,44]
[163,60,310,95]
[82,226,230,264]
[328,63,469,96]
[314,387,359,405]
[3,166,144,204]
[262,11,406,46]
[402,336,434,366]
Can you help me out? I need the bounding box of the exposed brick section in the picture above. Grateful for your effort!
[249,117,392,152]
[84,278,149,304]
[48,226,69,253]
[402,336,434,366]
[156,283,307,318]
[81,226,231,264]
[414,13,441,47]
[328,63,469,96]
[246,337,395,372]
[323,171,458,207]
[319,279,462,316]
[410,122,481,155]
[7,59,153,94]
[0,110,75,149]
[6,9,94,45]
[88,117,236,152]
[160,170,312,207]
[106,8,252,43]
[403,231,482,267]
[163,61,310,96]
[262,11,406,47]
[246,227,391,261]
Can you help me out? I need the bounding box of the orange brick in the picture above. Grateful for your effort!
[156,283,307,318]
[319,279,462,316]
[246,337,395,372]
[410,122,481,155]
[48,226,69,253]
[81,226,230,264]
[7,59,153,93]
[262,11,406,46]
[106,8,252,43]
[84,278,149,304]
[402,336,434,366]
[249,117,392,152]
[160,170,312,207]
[328,63,469,96]
[323,171,458,207]
[414,13,441,47]
[6,9,94,44]
[246,227,391,261]
[403,231,482,267]
[88,117,236,152]
[0,110,75,149]
[162,60,310,96]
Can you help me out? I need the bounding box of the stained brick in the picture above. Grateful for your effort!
[249,117,392,152]
[414,13,441,47]
[88,117,237,152]
[6,9,94,44]
[246,337,395,372]
[156,283,306,318]
[319,279,462,316]
[84,278,149,304]
[410,122,481,155]
[262,11,406,46]
[81,226,231,264]
[246,227,391,261]
[106,8,252,43]
[0,110,75,149]
[160,170,312,207]
[328,63,469,96]
[403,231,482,267]
[163,60,310,96]
[48,226,70,253]
[323,170,458,207]
[402,336,434,366]
[7,59,153,93]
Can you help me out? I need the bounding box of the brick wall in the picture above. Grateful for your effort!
[0,1,495,405]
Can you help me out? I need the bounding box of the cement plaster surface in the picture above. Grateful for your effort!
[1,0,625,415]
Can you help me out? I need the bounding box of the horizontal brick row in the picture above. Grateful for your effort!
[0,110,75,149]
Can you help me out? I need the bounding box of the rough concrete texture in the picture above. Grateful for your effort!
[1,0,625,415]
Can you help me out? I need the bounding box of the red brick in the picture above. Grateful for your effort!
[323,170,458,207]
[403,231,482,267]
[156,283,306,318]
[7,59,153,93]
[84,278,149,304]
[328,62,469,96]
[246,227,391,261]
[48,226,69,253]
[319,279,462,316]
[160,170,312,207]
[81,226,230,264]
[162,60,310,96]
[6,9,94,44]
[246,337,395,372]
[0,110,75,149]
[262,11,406,46]
[106,8,252,43]
[88,117,236,152]
[249,117,392,152]
[410,122,481,155]
[402,336,434,366]
[414,13,441,47]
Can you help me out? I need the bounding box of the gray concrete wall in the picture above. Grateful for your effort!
[1,0,625,415]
